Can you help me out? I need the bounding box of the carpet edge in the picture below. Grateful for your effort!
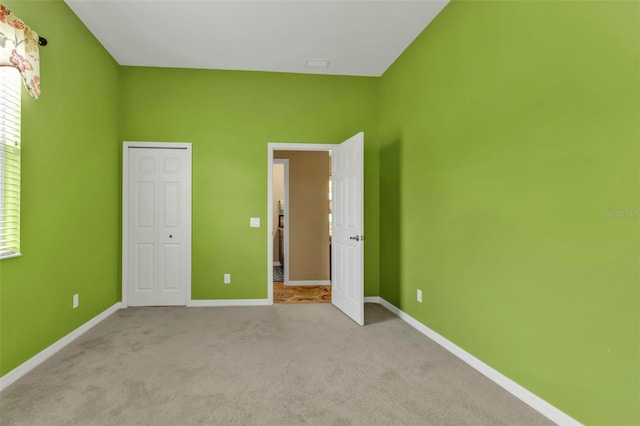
[188,299,270,307]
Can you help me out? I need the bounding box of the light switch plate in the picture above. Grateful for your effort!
[250,217,260,228]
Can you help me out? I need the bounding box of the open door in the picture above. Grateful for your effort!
[331,132,364,325]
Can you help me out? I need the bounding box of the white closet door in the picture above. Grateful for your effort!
[126,146,190,306]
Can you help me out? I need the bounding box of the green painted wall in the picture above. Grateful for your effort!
[2,1,637,424]
[120,67,380,300]
[379,1,640,425]
[0,0,121,375]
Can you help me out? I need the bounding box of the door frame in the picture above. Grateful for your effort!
[122,141,193,308]
[267,143,335,304]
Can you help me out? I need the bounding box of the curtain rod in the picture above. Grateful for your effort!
[38,36,47,47]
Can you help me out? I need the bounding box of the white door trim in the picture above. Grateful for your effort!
[267,143,335,305]
[122,141,192,308]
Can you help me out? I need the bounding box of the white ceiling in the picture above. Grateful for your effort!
[64,0,449,77]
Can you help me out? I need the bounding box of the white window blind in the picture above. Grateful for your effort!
[0,67,21,259]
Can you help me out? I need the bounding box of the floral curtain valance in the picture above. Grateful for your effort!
[0,4,40,99]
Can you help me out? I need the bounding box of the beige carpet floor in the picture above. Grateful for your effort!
[0,303,552,425]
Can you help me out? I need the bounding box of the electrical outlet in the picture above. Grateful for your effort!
[73,293,79,309]
[224,274,231,284]
[417,289,422,303]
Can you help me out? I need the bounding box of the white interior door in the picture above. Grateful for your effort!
[125,144,191,306]
[331,132,364,325]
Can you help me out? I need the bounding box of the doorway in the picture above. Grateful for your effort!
[122,142,192,307]
[267,133,364,325]
[272,153,331,303]
[273,151,331,287]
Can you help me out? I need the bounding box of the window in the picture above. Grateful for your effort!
[0,67,21,259]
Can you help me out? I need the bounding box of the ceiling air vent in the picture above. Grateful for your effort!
[305,58,331,69]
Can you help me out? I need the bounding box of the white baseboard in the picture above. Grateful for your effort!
[188,299,270,307]
[374,298,581,426]
[0,301,123,392]
[272,262,281,266]
[285,280,331,287]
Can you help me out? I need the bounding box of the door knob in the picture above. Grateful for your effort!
[350,235,360,241]
[169,235,173,238]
